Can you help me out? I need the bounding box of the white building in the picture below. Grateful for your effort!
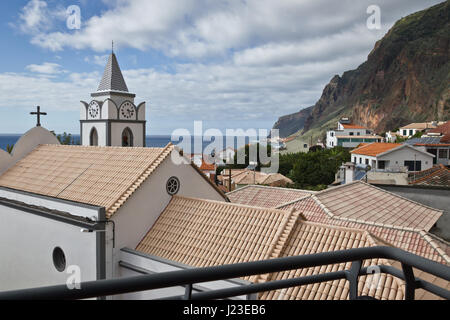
[0,134,228,295]
[350,143,434,172]
[385,131,400,143]
[326,118,381,148]
[397,121,445,138]
[80,52,146,147]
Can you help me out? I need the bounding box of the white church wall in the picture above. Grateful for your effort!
[82,122,107,147]
[110,122,144,147]
[102,99,118,119]
[137,102,146,121]
[110,151,226,279]
[117,248,250,300]
[0,187,101,219]
[0,126,60,175]
[0,203,97,291]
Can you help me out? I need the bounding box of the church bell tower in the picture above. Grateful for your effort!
[80,52,146,147]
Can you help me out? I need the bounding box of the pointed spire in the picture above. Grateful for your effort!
[96,52,129,93]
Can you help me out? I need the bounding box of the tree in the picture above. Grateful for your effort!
[226,143,272,171]
[287,147,350,189]
[6,144,14,154]
[50,131,80,145]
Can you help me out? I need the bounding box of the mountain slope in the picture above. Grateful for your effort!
[275,1,450,141]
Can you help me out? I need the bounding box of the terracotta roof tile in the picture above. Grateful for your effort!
[409,164,450,187]
[341,124,367,129]
[427,121,450,135]
[351,143,402,157]
[277,193,449,265]
[311,181,442,231]
[0,143,175,217]
[136,195,407,300]
[227,185,314,208]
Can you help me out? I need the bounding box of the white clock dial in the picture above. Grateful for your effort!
[88,102,99,118]
[120,102,135,119]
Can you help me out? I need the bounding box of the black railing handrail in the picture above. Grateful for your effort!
[0,246,448,300]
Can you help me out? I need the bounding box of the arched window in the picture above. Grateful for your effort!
[90,127,98,146]
[122,128,133,147]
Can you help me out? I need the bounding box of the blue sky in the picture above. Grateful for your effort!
[0,0,444,135]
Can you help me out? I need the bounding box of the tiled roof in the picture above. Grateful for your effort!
[441,134,450,143]
[400,122,444,130]
[136,195,407,300]
[199,161,216,171]
[97,53,129,92]
[277,191,449,265]
[227,185,314,208]
[427,121,450,135]
[221,170,293,186]
[0,144,175,218]
[136,196,301,283]
[351,143,402,156]
[341,124,367,129]
[409,164,450,187]
[313,181,442,231]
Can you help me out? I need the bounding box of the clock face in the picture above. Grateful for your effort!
[88,102,99,119]
[120,102,135,119]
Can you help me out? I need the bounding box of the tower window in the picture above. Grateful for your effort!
[90,127,98,146]
[122,128,134,147]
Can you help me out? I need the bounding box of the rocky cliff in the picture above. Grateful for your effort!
[274,1,450,139]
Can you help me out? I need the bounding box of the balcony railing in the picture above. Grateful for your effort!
[0,246,448,300]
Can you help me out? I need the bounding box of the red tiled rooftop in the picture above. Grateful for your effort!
[351,143,402,157]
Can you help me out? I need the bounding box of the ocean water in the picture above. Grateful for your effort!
[0,134,251,154]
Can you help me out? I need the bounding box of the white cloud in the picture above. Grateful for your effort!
[6,0,445,134]
[84,55,110,66]
[15,0,66,35]
[25,62,65,75]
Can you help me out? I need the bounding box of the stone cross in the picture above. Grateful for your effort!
[30,106,47,127]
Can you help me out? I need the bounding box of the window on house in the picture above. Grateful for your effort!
[331,132,334,137]
[365,159,369,165]
[409,130,414,136]
[438,149,448,159]
[349,132,354,136]
[403,130,407,136]
[357,132,360,136]
[359,158,362,164]
[378,161,386,170]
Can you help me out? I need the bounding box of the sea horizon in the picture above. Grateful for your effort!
[0,133,254,153]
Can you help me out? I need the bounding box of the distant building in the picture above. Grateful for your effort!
[217,147,236,163]
[219,169,293,189]
[397,121,445,138]
[351,142,434,172]
[326,118,381,148]
[385,131,400,143]
[405,136,450,166]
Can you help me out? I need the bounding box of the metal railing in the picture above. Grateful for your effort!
[0,246,449,300]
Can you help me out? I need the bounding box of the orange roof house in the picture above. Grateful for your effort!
[351,143,402,157]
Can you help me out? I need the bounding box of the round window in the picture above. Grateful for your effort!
[53,247,66,272]
[166,177,180,195]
